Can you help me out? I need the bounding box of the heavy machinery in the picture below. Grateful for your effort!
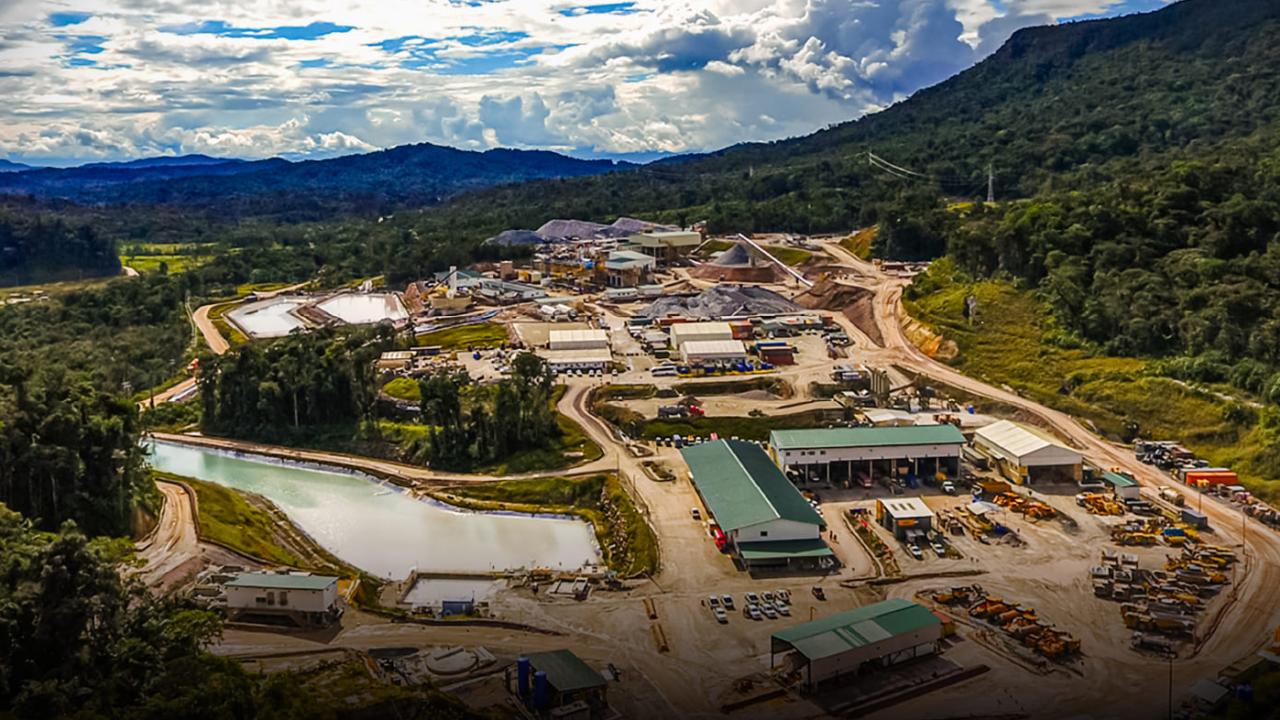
[1079,493,1125,516]
[1115,532,1159,546]
[931,586,976,605]
[1132,632,1177,655]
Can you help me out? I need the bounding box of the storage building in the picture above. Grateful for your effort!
[681,440,831,569]
[770,598,943,689]
[626,230,702,261]
[548,329,609,351]
[972,420,1082,484]
[875,498,935,541]
[514,650,609,718]
[769,425,965,486]
[680,339,748,366]
[1101,471,1141,500]
[224,572,342,628]
[376,350,414,372]
[539,348,612,372]
[669,321,733,349]
[601,250,655,287]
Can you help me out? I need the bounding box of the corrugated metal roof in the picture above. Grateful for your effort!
[736,539,834,560]
[1102,471,1138,488]
[770,424,965,451]
[879,497,934,520]
[669,321,732,345]
[681,339,747,357]
[527,650,607,693]
[772,599,940,660]
[226,572,336,591]
[681,440,824,532]
[974,420,1081,465]
[549,329,608,343]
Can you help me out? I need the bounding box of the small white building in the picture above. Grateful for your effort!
[540,348,613,372]
[224,572,342,628]
[973,420,1083,484]
[680,339,748,365]
[669,321,733,349]
[548,329,609,351]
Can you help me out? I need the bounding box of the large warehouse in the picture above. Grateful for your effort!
[771,598,943,689]
[548,329,609,351]
[681,440,831,570]
[769,425,965,485]
[680,339,748,366]
[669,321,733,349]
[973,420,1083,484]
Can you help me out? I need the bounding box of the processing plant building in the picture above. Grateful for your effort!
[680,440,832,570]
[771,598,943,689]
[768,425,966,484]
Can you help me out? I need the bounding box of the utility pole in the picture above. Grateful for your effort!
[986,163,995,203]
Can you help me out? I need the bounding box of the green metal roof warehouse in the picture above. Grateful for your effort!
[770,598,944,688]
[680,440,831,568]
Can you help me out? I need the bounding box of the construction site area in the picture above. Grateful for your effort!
[146,224,1280,720]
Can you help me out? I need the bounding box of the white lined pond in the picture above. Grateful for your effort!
[145,441,600,579]
[315,293,408,325]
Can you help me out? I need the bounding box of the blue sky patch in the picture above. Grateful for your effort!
[1066,0,1169,22]
[162,20,354,41]
[559,3,639,17]
[55,34,106,55]
[49,12,92,27]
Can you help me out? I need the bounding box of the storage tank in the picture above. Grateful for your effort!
[517,656,531,696]
[534,670,549,709]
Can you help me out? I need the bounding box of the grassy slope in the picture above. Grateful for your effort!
[415,322,508,349]
[762,245,812,266]
[904,259,1277,501]
[161,472,352,574]
[382,377,421,402]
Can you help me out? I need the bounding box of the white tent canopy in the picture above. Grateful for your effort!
[974,420,1081,467]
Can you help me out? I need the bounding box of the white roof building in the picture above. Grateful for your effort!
[973,420,1082,484]
[680,339,747,364]
[669,321,733,348]
[879,497,935,522]
[548,328,609,351]
[539,348,613,370]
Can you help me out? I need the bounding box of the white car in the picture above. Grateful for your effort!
[691,508,701,520]
[713,607,728,624]
[931,541,947,558]
[776,603,791,616]
[941,481,957,495]
[761,604,778,619]
[908,544,924,560]
[707,595,720,608]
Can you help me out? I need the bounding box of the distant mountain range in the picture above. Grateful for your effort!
[0,159,37,173]
[0,145,631,216]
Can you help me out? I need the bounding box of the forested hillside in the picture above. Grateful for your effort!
[0,205,121,285]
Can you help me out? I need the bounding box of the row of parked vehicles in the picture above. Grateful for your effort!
[707,589,795,624]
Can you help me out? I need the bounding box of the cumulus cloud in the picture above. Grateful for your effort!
[0,0,1167,165]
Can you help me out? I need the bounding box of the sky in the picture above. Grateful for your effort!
[0,0,1173,166]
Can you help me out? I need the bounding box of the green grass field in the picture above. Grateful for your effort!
[762,245,812,266]
[415,322,508,350]
[381,377,421,402]
[904,258,1277,501]
[121,253,212,275]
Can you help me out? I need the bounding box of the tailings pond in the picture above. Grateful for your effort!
[146,441,600,578]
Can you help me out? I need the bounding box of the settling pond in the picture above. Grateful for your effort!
[146,441,600,579]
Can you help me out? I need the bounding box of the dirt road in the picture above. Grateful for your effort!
[133,480,204,589]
